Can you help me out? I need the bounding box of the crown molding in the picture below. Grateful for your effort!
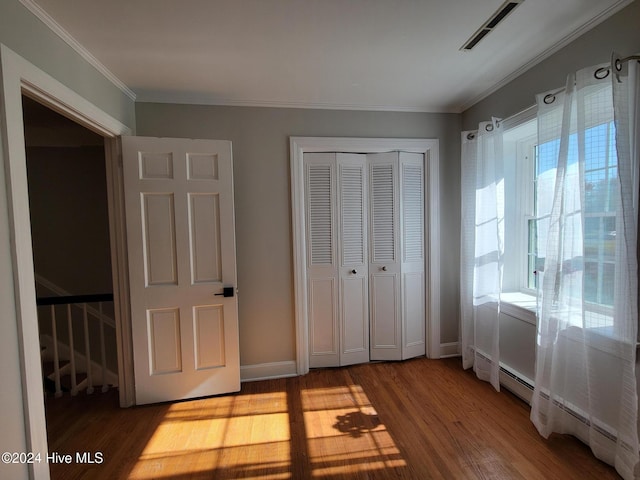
[135,91,456,113]
[18,0,137,101]
[459,0,635,112]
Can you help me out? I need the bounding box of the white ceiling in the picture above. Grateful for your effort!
[29,0,632,113]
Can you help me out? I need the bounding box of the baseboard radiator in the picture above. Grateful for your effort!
[478,353,621,446]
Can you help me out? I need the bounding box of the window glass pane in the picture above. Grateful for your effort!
[602,216,616,263]
[584,123,609,171]
[536,139,559,177]
[584,217,600,260]
[584,261,598,304]
[527,120,618,319]
[585,170,606,213]
[601,263,615,306]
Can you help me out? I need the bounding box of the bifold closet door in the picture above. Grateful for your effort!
[337,154,369,366]
[369,152,426,361]
[368,152,402,360]
[399,152,426,359]
[304,153,369,368]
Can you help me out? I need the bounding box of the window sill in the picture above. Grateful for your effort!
[496,293,639,356]
[500,291,537,326]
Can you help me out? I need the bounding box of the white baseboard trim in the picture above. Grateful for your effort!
[439,342,460,358]
[240,360,298,382]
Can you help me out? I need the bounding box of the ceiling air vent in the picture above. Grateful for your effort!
[460,0,524,51]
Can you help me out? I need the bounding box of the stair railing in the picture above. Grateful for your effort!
[37,293,114,398]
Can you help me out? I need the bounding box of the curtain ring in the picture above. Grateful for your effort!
[467,132,476,140]
[543,94,555,105]
[594,67,609,79]
[485,124,493,132]
[614,58,623,72]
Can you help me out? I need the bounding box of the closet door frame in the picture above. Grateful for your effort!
[291,137,441,375]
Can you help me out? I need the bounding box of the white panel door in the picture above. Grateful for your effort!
[305,153,339,368]
[123,136,239,405]
[337,154,369,366]
[368,152,402,361]
[399,152,426,359]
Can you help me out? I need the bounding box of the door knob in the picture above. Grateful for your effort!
[351,269,357,274]
[382,266,388,271]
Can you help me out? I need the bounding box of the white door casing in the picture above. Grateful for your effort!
[1,44,133,480]
[123,136,240,405]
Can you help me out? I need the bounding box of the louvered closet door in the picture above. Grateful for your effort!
[399,152,426,359]
[368,152,402,361]
[305,153,339,368]
[337,154,369,366]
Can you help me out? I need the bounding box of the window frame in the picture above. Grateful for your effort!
[503,110,621,331]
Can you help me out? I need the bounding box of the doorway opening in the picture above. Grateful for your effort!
[22,94,121,447]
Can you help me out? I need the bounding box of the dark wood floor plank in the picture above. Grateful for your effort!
[44,358,620,479]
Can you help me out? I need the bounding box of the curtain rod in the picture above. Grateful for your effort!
[541,54,640,105]
[465,54,640,138]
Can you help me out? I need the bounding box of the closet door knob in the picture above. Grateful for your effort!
[382,266,388,271]
[351,269,357,274]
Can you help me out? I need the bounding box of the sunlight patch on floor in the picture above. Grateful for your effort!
[127,383,406,478]
[302,383,407,477]
[128,391,291,479]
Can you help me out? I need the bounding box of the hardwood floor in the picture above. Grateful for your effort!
[45,358,620,479]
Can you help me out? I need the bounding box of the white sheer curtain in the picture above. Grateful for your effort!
[530,58,639,479]
[460,118,504,391]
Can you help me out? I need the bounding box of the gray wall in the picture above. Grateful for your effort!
[26,146,113,295]
[136,104,461,365]
[0,0,135,128]
[461,0,640,378]
[462,0,640,130]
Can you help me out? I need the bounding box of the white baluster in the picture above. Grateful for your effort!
[82,303,94,394]
[67,304,78,396]
[51,305,62,398]
[99,302,109,393]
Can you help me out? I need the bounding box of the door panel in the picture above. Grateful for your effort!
[370,273,400,360]
[123,136,239,405]
[305,153,339,368]
[337,154,369,365]
[340,275,368,365]
[193,305,225,370]
[142,193,178,286]
[369,152,401,360]
[402,272,426,358]
[399,152,426,359]
[148,308,182,374]
[308,277,339,366]
[188,193,222,283]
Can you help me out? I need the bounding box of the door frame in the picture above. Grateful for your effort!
[290,136,441,375]
[0,44,133,479]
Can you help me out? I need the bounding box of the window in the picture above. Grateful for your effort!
[504,116,618,329]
